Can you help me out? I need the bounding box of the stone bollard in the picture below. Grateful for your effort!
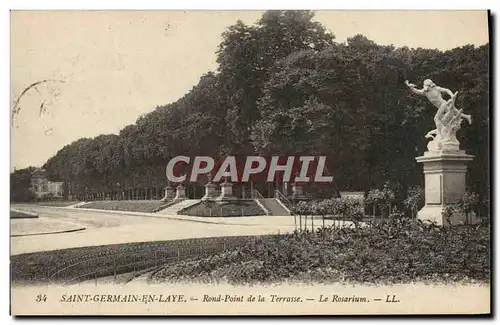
[174,184,187,200]
[201,182,219,201]
[216,181,237,201]
[161,185,176,202]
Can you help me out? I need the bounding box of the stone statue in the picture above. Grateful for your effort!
[405,79,472,151]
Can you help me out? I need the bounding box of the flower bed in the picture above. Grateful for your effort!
[11,235,269,285]
[152,219,490,285]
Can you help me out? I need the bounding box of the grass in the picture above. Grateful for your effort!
[78,200,167,213]
[179,200,265,217]
[10,235,268,285]
[36,201,81,207]
[11,201,81,207]
[10,210,39,219]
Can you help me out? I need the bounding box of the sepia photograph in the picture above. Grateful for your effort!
[9,9,491,316]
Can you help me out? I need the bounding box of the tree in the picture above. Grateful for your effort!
[39,12,488,203]
[10,167,36,202]
[217,11,335,154]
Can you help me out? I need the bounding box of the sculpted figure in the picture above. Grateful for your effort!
[405,79,472,151]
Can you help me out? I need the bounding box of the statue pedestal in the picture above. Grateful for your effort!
[174,184,187,200]
[161,185,176,202]
[201,182,219,201]
[291,183,307,201]
[416,150,474,226]
[216,182,237,201]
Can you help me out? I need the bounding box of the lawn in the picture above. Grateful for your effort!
[78,200,167,213]
[34,201,81,207]
[10,210,39,219]
[179,200,265,217]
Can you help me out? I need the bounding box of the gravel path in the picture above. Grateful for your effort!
[10,217,86,237]
[10,205,358,256]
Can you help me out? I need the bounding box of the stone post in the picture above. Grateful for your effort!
[416,150,474,225]
[216,181,237,201]
[201,181,219,201]
[161,184,176,202]
[174,184,187,200]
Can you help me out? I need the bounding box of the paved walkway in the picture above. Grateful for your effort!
[10,205,356,256]
[11,217,86,237]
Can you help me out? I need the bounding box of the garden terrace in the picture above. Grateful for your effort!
[178,200,266,217]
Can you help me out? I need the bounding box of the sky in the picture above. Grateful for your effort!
[10,10,489,171]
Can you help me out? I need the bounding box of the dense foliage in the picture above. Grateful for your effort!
[22,11,487,202]
[10,167,36,202]
[152,219,490,285]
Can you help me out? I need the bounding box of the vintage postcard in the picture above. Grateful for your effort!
[10,10,491,316]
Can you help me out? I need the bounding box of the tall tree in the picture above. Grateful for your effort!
[217,10,335,154]
[39,11,488,200]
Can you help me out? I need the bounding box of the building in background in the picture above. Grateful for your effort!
[30,168,63,198]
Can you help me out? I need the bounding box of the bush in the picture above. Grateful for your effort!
[366,182,396,217]
[40,193,55,201]
[11,188,36,203]
[292,197,363,219]
[291,198,364,232]
[388,209,407,220]
[404,186,424,219]
[290,201,313,216]
[455,192,481,224]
